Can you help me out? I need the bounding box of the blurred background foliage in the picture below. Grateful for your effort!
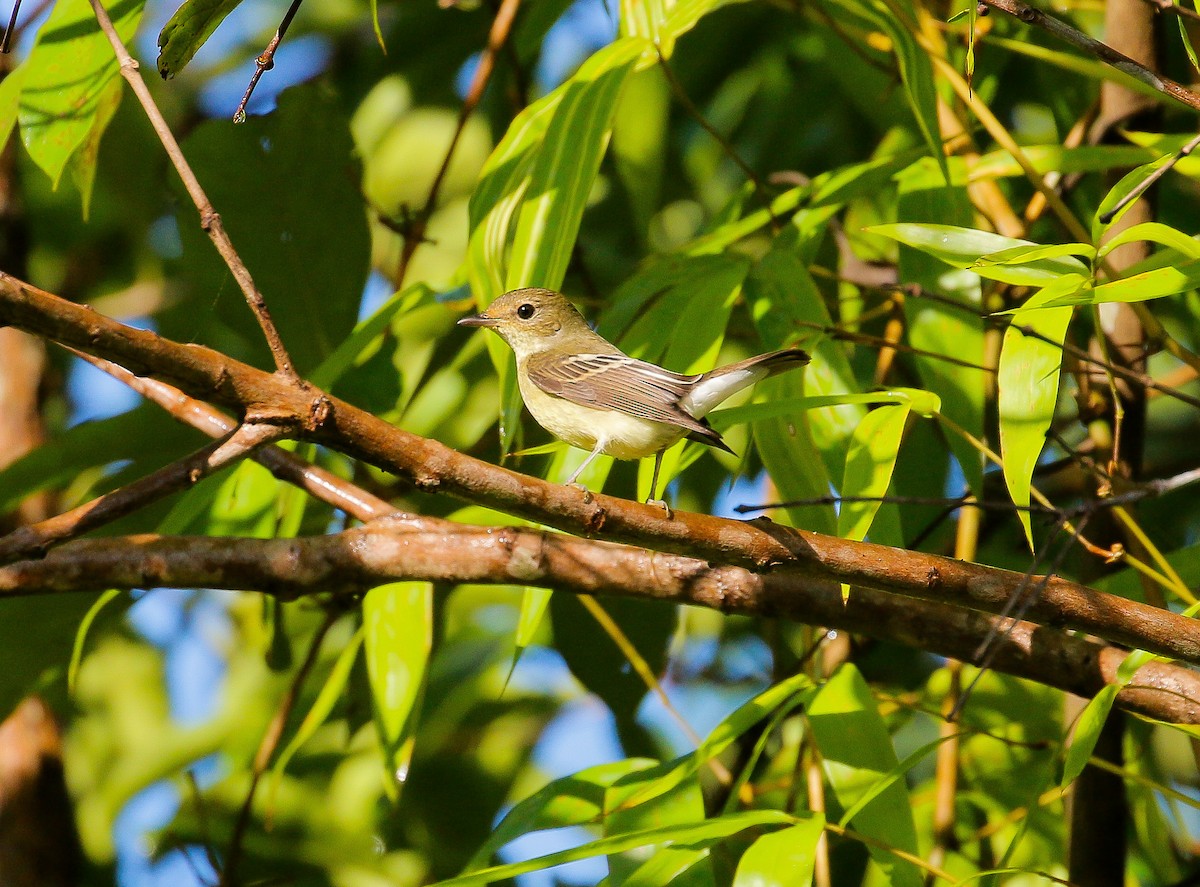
[1,0,1200,883]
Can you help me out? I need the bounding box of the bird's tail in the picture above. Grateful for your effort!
[682,348,810,417]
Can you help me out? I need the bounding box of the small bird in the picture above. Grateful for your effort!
[458,287,809,509]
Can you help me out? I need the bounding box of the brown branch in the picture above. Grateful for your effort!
[979,0,1200,112]
[232,0,303,124]
[85,0,298,378]
[0,421,283,566]
[73,352,398,524]
[2,520,1199,725]
[3,272,1200,665]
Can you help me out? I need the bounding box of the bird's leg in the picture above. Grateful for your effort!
[645,450,672,519]
[565,442,605,503]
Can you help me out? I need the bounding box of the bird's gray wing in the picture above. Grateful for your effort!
[524,352,728,449]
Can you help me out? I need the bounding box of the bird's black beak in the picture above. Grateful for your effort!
[457,312,497,328]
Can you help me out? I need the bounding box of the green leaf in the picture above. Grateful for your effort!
[620,671,816,811]
[998,291,1072,549]
[973,243,1096,268]
[807,664,922,887]
[18,0,146,191]
[310,283,433,390]
[464,759,659,872]
[504,37,647,291]
[363,581,433,801]
[1097,221,1200,261]
[171,84,370,374]
[1088,260,1200,305]
[838,403,910,543]
[711,391,937,428]
[605,762,715,886]
[1094,157,1175,240]
[0,65,27,155]
[733,816,825,887]
[870,224,1089,284]
[268,625,363,801]
[1061,649,1156,786]
[156,0,245,78]
[438,810,796,887]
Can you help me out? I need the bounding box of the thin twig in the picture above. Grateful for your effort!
[654,47,778,222]
[0,421,282,566]
[233,0,304,123]
[221,608,340,887]
[72,351,397,523]
[1140,0,1200,22]
[1098,131,1200,224]
[86,0,299,378]
[1,0,21,53]
[980,0,1200,112]
[394,0,522,287]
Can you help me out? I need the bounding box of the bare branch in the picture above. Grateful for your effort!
[3,272,1200,666]
[0,422,282,566]
[85,0,298,378]
[979,0,1200,112]
[2,520,1199,724]
[232,0,304,124]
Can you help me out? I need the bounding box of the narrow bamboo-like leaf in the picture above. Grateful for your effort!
[973,242,1095,268]
[732,816,825,887]
[807,664,922,887]
[363,581,434,800]
[465,759,658,872]
[505,37,647,291]
[268,626,363,800]
[156,0,245,77]
[711,390,939,428]
[309,284,433,389]
[838,403,910,543]
[619,0,668,39]
[870,224,1089,284]
[1088,260,1200,305]
[605,762,715,886]
[619,672,816,814]
[1061,649,1156,786]
[1097,221,1200,261]
[438,810,795,887]
[998,289,1073,549]
[1094,157,1175,240]
[68,588,123,695]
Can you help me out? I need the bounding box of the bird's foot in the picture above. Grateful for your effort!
[568,482,594,504]
[646,498,673,520]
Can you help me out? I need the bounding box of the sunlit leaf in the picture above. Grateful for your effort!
[807,664,922,887]
[363,581,433,801]
[870,224,1089,284]
[838,403,910,543]
[733,815,824,887]
[18,0,146,192]
[998,286,1073,549]
[1061,650,1156,786]
[156,0,245,78]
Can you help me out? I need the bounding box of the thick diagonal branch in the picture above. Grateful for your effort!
[1,272,1198,665]
[2,519,1198,725]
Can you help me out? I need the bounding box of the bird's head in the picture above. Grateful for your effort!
[457,287,589,353]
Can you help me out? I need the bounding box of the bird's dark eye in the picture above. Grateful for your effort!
[516,303,536,320]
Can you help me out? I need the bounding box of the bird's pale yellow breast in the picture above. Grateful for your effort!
[516,366,685,459]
